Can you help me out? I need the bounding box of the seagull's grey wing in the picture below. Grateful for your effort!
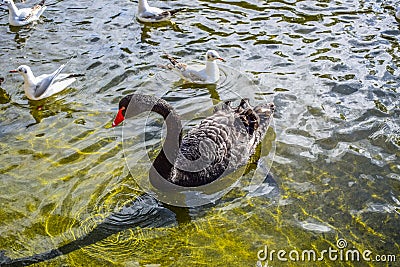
[18,8,34,21]
[22,1,46,21]
[140,8,170,21]
[153,11,170,20]
[34,64,66,98]
[182,66,206,82]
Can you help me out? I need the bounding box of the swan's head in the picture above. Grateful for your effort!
[112,95,132,127]
[112,94,179,128]
[206,50,225,62]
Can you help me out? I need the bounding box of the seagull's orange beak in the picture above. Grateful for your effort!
[217,57,226,62]
[112,107,125,127]
[9,69,18,73]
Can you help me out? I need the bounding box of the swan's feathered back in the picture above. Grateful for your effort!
[169,99,274,187]
[114,94,274,187]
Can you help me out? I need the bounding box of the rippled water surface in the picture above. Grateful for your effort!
[0,0,399,266]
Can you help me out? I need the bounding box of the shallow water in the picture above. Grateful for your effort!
[0,0,399,266]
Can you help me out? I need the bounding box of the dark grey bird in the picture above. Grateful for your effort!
[112,94,275,187]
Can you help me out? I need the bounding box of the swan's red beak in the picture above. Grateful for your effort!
[112,108,125,127]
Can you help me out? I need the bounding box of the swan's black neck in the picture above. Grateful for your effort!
[123,94,183,182]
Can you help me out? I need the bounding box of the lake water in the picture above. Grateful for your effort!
[0,0,399,266]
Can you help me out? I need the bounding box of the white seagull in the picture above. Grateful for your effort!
[1,0,46,26]
[137,0,183,23]
[10,63,83,100]
[165,50,225,84]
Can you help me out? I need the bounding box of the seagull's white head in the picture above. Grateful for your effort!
[10,65,34,80]
[206,50,225,62]
[10,65,30,74]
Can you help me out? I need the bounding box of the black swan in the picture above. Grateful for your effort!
[112,94,275,187]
